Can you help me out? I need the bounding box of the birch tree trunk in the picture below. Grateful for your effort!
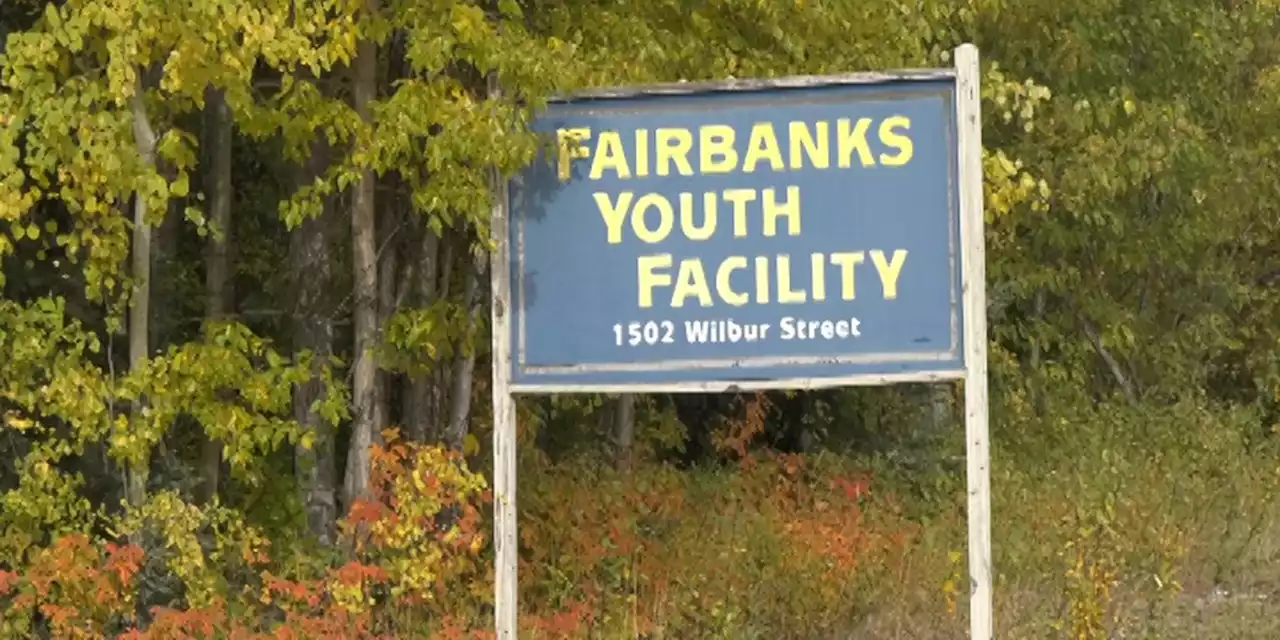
[126,76,157,508]
[443,250,486,451]
[343,14,380,507]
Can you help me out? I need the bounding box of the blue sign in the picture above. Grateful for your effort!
[507,76,965,389]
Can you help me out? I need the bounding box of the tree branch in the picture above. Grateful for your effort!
[1076,310,1139,406]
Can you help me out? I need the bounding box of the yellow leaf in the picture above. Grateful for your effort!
[463,433,480,456]
[4,413,35,431]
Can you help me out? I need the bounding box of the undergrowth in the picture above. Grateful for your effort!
[2,396,1278,639]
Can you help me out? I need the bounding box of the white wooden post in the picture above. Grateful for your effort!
[490,164,519,638]
[955,42,994,640]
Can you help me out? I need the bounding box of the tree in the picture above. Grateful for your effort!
[342,0,383,510]
[0,0,360,518]
[4,0,1279,636]
[196,87,233,504]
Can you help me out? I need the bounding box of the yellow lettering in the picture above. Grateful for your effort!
[678,192,717,241]
[656,128,694,176]
[743,122,785,172]
[763,186,801,237]
[837,118,875,168]
[810,252,826,301]
[594,192,633,244]
[557,127,591,181]
[776,255,806,304]
[878,116,913,166]
[590,131,631,179]
[723,188,756,238]
[630,194,674,243]
[754,256,770,303]
[789,121,829,170]
[871,249,908,299]
[830,251,865,300]
[635,128,650,177]
[672,259,714,307]
[716,256,748,306]
[637,254,673,308]
[700,125,738,174]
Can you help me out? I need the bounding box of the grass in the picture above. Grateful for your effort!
[834,398,1280,639]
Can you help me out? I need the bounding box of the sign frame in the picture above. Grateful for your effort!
[490,43,991,639]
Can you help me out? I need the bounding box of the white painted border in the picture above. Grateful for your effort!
[511,370,965,395]
[549,68,956,101]
[955,43,994,640]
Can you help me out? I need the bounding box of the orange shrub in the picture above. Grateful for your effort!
[518,450,914,637]
[0,534,144,638]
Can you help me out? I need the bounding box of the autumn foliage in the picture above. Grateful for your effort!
[6,0,1280,637]
[0,432,497,639]
[0,415,924,639]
